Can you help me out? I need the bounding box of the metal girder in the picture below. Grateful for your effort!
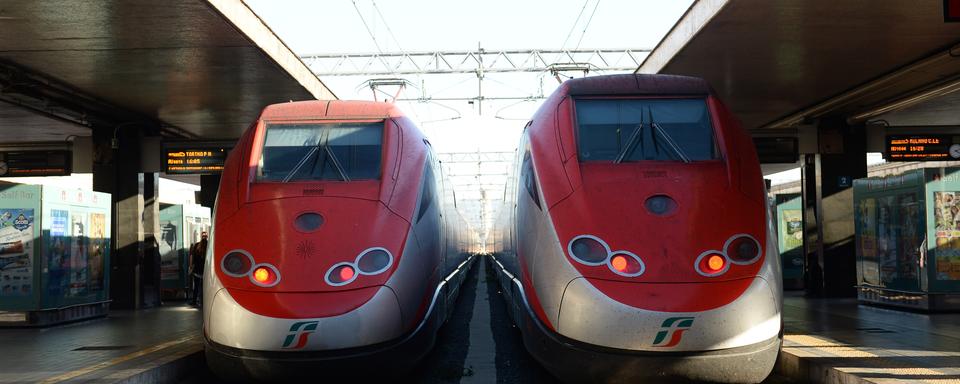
[301,49,650,77]
[437,151,514,234]
[437,151,514,163]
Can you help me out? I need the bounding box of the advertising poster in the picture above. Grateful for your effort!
[934,191,960,280]
[160,219,179,281]
[88,213,106,292]
[877,196,898,284]
[69,212,87,296]
[857,198,879,286]
[898,194,920,282]
[782,209,803,250]
[0,209,34,296]
[47,209,69,297]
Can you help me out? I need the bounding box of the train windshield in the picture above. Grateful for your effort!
[575,98,719,162]
[257,122,382,182]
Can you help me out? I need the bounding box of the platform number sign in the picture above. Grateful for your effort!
[946,0,960,22]
[838,176,852,188]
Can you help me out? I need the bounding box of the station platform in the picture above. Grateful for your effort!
[0,304,202,384]
[777,292,960,383]
[1,290,958,383]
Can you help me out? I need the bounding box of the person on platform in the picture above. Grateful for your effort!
[188,231,209,307]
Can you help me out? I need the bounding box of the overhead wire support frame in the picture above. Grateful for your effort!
[301,48,651,76]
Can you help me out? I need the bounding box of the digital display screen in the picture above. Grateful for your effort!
[753,137,799,164]
[0,150,72,177]
[886,135,960,161]
[163,142,232,174]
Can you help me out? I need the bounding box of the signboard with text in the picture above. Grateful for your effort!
[886,135,960,162]
[163,142,233,175]
[0,150,72,177]
[753,137,799,164]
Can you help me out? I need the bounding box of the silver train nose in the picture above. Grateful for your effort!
[207,286,403,351]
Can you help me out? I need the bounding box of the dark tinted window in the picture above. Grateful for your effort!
[417,161,436,222]
[521,152,541,210]
[575,99,718,162]
[258,122,382,182]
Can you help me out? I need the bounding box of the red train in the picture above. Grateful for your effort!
[202,100,475,381]
[489,74,782,383]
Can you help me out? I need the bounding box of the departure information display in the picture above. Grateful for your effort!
[886,135,960,161]
[0,150,72,177]
[163,142,232,175]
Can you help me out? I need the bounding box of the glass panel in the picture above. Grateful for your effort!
[258,122,382,182]
[575,99,718,162]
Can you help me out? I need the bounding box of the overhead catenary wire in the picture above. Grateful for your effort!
[351,0,391,70]
[371,1,404,52]
[560,0,590,51]
[574,0,601,50]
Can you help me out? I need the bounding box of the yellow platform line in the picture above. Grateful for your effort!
[39,335,198,384]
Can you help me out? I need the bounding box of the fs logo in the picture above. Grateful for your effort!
[652,317,695,347]
[282,321,319,349]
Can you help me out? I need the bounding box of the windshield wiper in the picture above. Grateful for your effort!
[649,108,691,163]
[614,115,645,164]
[282,133,325,183]
[280,128,350,182]
[323,143,350,182]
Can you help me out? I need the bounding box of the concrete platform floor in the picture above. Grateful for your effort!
[2,268,958,383]
[778,292,960,383]
[0,305,202,383]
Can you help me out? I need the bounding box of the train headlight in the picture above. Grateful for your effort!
[325,248,393,287]
[221,250,254,277]
[568,235,646,277]
[250,264,281,287]
[644,195,677,216]
[725,234,761,264]
[356,247,393,275]
[568,235,611,265]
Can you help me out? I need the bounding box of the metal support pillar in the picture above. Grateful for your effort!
[801,118,867,297]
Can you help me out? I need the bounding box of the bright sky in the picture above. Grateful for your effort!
[245,0,693,153]
[244,1,694,231]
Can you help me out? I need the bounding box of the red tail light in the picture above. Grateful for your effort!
[339,265,355,281]
[608,251,644,277]
[695,252,729,277]
[250,264,280,287]
[707,255,725,272]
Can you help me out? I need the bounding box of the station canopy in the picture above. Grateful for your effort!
[639,0,960,131]
[0,0,335,142]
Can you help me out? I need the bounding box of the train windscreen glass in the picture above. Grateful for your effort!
[575,99,719,162]
[258,122,382,182]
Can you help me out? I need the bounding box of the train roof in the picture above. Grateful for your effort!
[563,74,712,97]
[260,100,404,120]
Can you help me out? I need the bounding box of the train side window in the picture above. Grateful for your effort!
[521,152,541,210]
[417,161,436,222]
[575,99,719,162]
[258,122,382,182]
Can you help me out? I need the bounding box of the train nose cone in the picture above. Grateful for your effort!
[557,276,780,352]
